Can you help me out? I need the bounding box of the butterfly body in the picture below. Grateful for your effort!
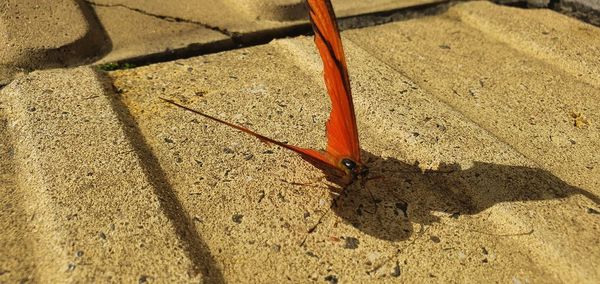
[291,145,368,186]
[162,0,366,186]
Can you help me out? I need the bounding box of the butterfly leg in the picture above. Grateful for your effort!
[298,185,348,247]
[366,175,385,182]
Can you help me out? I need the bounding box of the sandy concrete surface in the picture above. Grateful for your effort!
[0,102,35,281]
[1,0,599,283]
[87,0,445,64]
[0,67,219,282]
[86,0,445,30]
[90,4,232,64]
[0,0,444,83]
[0,0,108,84]
[106,1,598,282]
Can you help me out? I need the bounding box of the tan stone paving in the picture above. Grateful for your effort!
[0,0,445,83]
[1,1,599,283]
[0,107,35,282]
[91,4,232,64]
[1,68,216,282]
[108,1,599,282]
[0,0,108,84]
[88,0,446,63]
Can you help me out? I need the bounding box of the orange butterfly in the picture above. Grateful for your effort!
[162,0,367,186]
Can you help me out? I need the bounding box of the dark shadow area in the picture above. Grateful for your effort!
[92,70,224,284]
[493,0,600,27]
[35,0,112,68]
[492,0,531,9]
[549,0,600,27]
[0,0,112,87]
[73,0,113,63]
[338,0,452,30]
[331,150,600,241]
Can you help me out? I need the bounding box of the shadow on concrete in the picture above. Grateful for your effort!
[331,150,600,241]
[0,0,112,86]
[494,0,600,27]
[104,1,452,67]
[33,0,112,68]
[74,0,113,63]
[92,70,224,284]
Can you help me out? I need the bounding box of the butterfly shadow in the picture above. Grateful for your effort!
[329,150,600,242]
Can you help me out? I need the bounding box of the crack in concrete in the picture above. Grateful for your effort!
[494,0,600,27]
[83,0,237,38]
[91,1,453,68]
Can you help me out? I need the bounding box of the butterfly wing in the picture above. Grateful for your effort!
[160,1,362,185]
[307,0,361,163]
[161,98,342,174]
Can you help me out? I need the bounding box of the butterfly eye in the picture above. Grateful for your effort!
[341,158,369,179]
[341,158,357,171]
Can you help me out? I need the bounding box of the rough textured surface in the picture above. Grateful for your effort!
[343,2,600,280]
[0,0,442,84]
[494,0,600,26]
[0,0,108,84]
[91,4,231,64]
[0,67,214,283]
[351,0,600,197]
[87,0,445,30]
[106,2,599,282]
[457,1,600,89]
[1,1,599,283]
[0,106,35,282]
[557,0,600,26]
[85,0,445,64]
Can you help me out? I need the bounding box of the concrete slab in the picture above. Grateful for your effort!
[342,2,600,279]
[4,0,598,87]
[88,0,446,30]
[2,0,599,282]
[556,0,600,26]
[0,108,35,282]
[86,0,446,64]
[91,4,232,64]
[104,1,599,282]
[0,67,220,282]
[493,0,600,26]
[0,0,108,85]
[457,1,600,89]
[346,0,600,198]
